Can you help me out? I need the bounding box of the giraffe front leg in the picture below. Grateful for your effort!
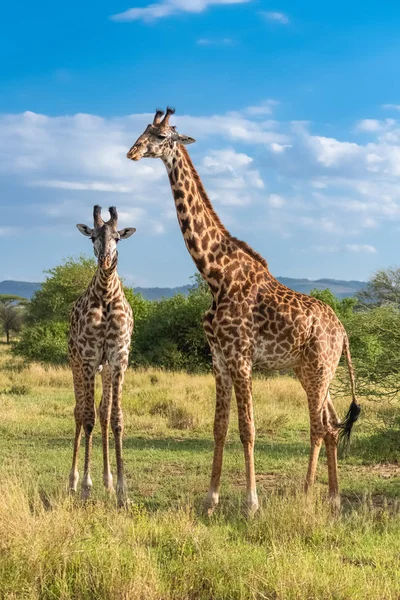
[232,361,259,517]
[69,406,82,493]
[205,348,232,516]
[81,366,96,501]
[69,363,84,494]
[111,367,127,508]
[100,364,114,493]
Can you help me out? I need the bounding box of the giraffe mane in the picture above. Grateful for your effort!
[180,146,270,272]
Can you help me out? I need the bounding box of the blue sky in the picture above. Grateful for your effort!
[2,0,400,286]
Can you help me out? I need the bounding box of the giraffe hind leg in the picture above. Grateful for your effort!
[81,366,96,501]
[297,364,339,504]
[100,364,114,493]
[111,367,127,507]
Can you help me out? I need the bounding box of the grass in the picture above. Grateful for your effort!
[0,344,400,599]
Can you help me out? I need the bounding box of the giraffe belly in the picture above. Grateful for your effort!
[252,337,302,371]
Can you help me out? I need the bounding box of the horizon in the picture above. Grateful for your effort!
[2,1,400,286]
[0,273,368,286]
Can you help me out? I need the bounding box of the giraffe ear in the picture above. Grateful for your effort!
[76,224,93,237]
[118,227,136,240]
[171,132,196,145]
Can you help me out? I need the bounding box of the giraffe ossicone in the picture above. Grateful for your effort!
[68,205,135,506]
[127,108,361,515]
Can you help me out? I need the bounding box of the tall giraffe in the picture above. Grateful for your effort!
[126,108,360,515]
[68,205,136,506]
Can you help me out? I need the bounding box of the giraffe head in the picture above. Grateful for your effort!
[76,206,136,269]
[127,107,195,161]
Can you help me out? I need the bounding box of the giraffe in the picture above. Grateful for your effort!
[68,205,136,506]
[126,107,361,515]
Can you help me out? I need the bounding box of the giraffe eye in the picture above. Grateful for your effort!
[156,134,167,140]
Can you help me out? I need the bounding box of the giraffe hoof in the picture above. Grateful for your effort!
[204,491,219,517]
[81,487,92,502]
[244,499,259,519]
[204,503,217,517]
[329,495,341,515]
[117,496,131,509]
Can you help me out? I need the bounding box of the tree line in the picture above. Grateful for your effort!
[6,256,400,401]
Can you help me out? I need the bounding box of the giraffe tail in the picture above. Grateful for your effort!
[337,333,361,451]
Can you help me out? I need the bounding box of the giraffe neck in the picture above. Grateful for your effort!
[162,145,233,292]
[162,145,271,294]
[92,255,121,302]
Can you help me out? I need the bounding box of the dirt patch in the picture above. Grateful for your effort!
[233,471,289,492]
[347,462,400,479]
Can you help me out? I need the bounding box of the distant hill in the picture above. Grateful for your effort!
[0,277,366,301]
[276,277,366,299]
[0,280,42,299]
[135,285,192,301]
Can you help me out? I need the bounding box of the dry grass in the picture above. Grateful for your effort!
[1,344,400,599]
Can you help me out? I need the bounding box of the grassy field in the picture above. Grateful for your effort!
[1,344,400,599]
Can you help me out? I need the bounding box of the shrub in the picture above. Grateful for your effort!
[13,321,69,365]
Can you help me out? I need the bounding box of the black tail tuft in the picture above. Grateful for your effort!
[338,400,361,454]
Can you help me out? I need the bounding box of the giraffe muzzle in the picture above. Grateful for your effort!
[126,148,140,161]
[99,254,112,269]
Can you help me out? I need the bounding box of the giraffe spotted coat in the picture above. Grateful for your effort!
[127,108,360,515]
[68,205,135,506]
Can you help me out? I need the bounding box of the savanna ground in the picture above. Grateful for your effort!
[0,343,400,599]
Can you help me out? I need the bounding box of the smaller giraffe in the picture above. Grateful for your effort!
[68,205,135,506]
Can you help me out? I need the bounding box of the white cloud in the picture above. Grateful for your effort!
[307,135,361,167]
[356,119,382,132]
[268,193,285,208]
[346,244,377,254]
[111,0,252,22]
[31,180,134,193]
[244,99,279,116]
[197,38,234,45]
[203,148,264,205]
[356,118,396,134]
[202,148,253,172]
[260,11,289,24]
[270,142,291,153]
[3,105,400,254]
[382,104,400,111]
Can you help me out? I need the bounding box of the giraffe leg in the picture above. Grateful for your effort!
[324,431,340,511]
[99,364,114,493]
[69,405,82,493]
[111,367,127,507]
[304,430,323,493]
[297,364,340,502]
[324,392,340,510]
[232,365,258,516]
[205,349,232,515]
[81,366,96,501]
[303,387,329,496]
[69,363,84,493]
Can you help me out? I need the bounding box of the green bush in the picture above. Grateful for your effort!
[14,256,212,371]
[14,321,69,365]
[131,289,212,372]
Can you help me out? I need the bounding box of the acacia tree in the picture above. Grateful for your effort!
[0,295,27,343]
[358,267,400,306]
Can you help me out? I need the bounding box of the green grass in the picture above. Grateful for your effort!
[1,344,400,599]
